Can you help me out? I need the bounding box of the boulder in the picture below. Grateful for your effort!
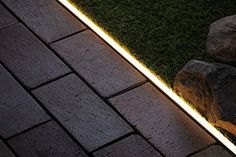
[173,60,236,126]
[206,15,236,66]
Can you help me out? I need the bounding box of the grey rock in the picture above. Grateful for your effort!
[109,83,214,157]
[174,60,236,125]
[207,15,236,65]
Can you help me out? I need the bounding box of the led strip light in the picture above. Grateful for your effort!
[58,0,236,154]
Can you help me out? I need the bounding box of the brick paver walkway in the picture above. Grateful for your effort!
[0,0,233,157]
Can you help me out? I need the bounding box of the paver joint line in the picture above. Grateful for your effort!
[0,64,50,139]
[186,143,215,157]
[0,1,152,157]
[1,0,232,156]
[0,22,17,31]
[29,72,73,91]
[8,121,89,157]
[0,63,91,156]
[0,23,71,88]
[57,0,236,156]
[109,83,215,157]
[1,0,86,43]
[93,134,163,157]
[189,144,235,157]
[50,30,146,97]
[0,136,18,157]
[0,2,17,30]
[105,79,148,99]
[89,132,136,153]
[49,36,152,152]
[48,28,88,45]
[5,120,52,141]
[32,74,133,151]
[0,1,151,154]
[97,97,166,157]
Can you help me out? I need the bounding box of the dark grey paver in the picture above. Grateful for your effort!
[0,140,15,157]
[93,135,162,157]
[190,145,233,157]
[0,4,16,29]
[8,121,88,157]
[1,0,85,43]
[32,74,132,151]
[109,83,215,157]
[50,30,146,97]
[0,65,49,138]
[0,24,70,88]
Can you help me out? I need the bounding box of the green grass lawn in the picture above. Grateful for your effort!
[73,0,236,85]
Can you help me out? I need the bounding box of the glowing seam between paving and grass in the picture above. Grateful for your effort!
[58,0,236,154]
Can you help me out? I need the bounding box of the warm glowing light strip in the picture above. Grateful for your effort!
[59,0,236,154]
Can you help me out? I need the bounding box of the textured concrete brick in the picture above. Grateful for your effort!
[0,4,16,29]
[8,121,88,157]
[0,24,70,88]
[0,140,15,157]
[1,0,85,43]
[93,135,162,157]
[51,31,146,97]
[109,83,215,157]
[0,65,50,138]
[32,74,132,151]
[190,145,233,157]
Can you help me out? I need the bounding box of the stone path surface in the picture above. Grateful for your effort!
[0,0,233,157]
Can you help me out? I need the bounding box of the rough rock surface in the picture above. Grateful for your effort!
[174,60,236,125]
[207,15,236,66]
